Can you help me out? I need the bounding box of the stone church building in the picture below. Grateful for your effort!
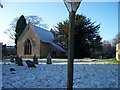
[17,23,66,58]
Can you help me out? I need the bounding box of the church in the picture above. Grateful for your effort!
[17,23,66,58]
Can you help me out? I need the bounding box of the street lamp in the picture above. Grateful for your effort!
[63,0,82,90]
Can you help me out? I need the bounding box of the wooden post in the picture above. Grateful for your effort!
[67,11,75,90]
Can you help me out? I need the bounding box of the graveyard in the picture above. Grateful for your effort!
[0,1,119,89]
[1,56,118,89]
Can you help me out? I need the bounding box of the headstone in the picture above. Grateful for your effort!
[25,60,36,67]
[10,55,14,63]
[33,54,38,64]
[46,53,52,64]
[18,56,23,66]
[10,68,15,71]
[92,59,96,62]
[15,55,19,64]
[10,68,16,74]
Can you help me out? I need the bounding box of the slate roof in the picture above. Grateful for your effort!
[31,25,66,52]
[32,25,54,44]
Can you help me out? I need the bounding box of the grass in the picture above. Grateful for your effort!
[3,57,120,64]
[100,59,120,64]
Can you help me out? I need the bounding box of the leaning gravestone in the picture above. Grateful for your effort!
[18,56,23,66]
[15,55,19,64]
[10,55,14,63]
[25,60,36,67]
[46,53,52,64]
[33,54,38,64]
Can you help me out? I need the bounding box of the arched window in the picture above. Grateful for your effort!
[24,39,32,55]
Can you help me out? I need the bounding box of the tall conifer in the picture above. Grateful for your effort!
[15,15,27,49]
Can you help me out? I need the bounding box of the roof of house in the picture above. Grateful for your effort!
[116,40,120,44]
[31,25,66,52]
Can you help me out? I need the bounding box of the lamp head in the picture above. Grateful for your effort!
[64,0,82,13]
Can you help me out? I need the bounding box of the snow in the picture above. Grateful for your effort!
[32,25,54,44]
[1,59,118,89]
[51,43,66,52]
[31,25,66,52]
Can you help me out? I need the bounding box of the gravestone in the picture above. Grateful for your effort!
[10,68,15,71]
[33,54,38,64]
[15,55,19,64]
[25,60,36,67]
[10,68,16,74]
[18,56,23,66]
[10,55,14,63]
[46,53,52,64]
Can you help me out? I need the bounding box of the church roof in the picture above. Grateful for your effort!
[32,25,54,44]
[31,25,66,52]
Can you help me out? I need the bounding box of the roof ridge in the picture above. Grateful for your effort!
[31,25,50,32]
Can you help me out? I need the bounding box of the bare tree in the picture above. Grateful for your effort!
[4,18,18,40]
[4,15,48,41]
[26,16,48,28]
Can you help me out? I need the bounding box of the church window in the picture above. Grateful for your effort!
[24,39,32,55]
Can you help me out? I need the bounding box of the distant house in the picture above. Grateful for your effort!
[6,46,16,56]
[116,40,120,61]
[17,23,66,58]
[2,44,16,59]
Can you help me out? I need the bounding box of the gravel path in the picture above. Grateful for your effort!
[1,59,119,89]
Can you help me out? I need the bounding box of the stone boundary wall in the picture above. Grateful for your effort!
[116,42,120,61]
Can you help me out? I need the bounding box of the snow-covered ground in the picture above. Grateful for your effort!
[1,59,119,89]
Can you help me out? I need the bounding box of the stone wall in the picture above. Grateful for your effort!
[17,25,40,58]
[40,42,49,58]
[116,42,120,61]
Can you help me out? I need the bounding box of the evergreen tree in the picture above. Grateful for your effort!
[15,15,27,49]
[55,14,102,58]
